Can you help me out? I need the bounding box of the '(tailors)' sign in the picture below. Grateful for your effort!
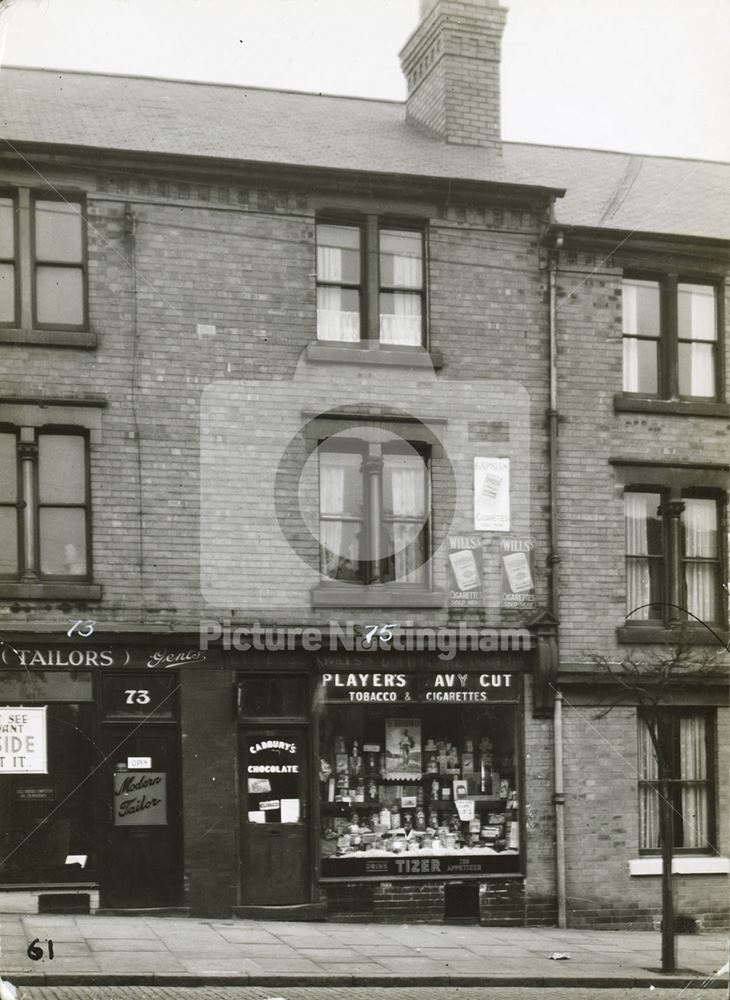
[0,646,206,669]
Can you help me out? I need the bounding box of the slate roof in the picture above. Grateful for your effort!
[2,67,729,241]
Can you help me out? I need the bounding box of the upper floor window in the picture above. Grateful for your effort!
[318,438,429,586]
[316,219,424,347]
[625,489,723,625]
[622,277,718,400]
[638,709,715,853]
[0,189,89,346]
[0,428,90,582]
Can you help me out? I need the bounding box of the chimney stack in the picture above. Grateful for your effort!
[400,0,507,150]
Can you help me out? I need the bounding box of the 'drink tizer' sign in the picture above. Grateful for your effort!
[0,707,47,773]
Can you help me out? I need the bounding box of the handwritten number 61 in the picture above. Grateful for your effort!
[27,938,54,960]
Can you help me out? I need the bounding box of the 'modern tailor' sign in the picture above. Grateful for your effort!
[0,707,47,773]
[113,771,167,825]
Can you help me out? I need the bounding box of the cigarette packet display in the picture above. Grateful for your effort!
[503,550,534,593]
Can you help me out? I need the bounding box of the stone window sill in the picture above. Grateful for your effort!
[0,327,97,348]
[0,582,102,600]
[312,584,445,608]
[617,626,728,646]
[306,341,443,369]
[614,394,730,418]
[629,857,729,876]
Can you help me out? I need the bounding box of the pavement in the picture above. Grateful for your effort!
[0,914,728,990]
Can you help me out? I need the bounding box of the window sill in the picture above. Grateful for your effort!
[0,582,102,600]
[614,394,730,418]
[0,327,97,348]
[306,341,443,370]
[616,625,728,646]
[312,584,445,608]
[629,857,729,876]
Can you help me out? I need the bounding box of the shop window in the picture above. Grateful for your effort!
[0,427,97,598]
[624,489,724,626]
[318,437,430,586]
[638,709,715,853]
[238,675,309,719]
[316,219,425,347]
[622,277,719,401]
[317,671,521,879]
[0,703,96,883]
[0,189,91,346]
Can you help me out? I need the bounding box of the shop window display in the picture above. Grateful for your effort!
[318,694,521,878]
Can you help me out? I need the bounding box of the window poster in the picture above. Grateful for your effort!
[474,457,510,531]
[500,536,536,609]
[0,707,47,774]
[446,534,484,607]
[113,771,168,826]
[384,718,422,779]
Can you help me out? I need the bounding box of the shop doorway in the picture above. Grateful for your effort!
[239,726,309,905]
[99,726,181,909]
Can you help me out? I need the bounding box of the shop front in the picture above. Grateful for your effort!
[0,640,185,914]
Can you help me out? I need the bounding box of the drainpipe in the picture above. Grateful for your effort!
[549,241,567,928]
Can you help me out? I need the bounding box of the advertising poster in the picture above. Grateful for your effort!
[0,707,47,774]
[474,457,510,531]
[446,534,483,607]
[500,536,536,610]
[384,719,422,779]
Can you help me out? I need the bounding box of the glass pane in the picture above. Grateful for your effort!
[0,433,17,502]
[622,336,658,394]
[379,292,422,346]
[317,286,360,341]
[685,563,718,622]
[0,198,14,258]
[39,508,87,576]
[622,279,659,337]
[682,499,717,558]
[383,453,426,518]
[36,266,84,326]
[625,492,663,555]
[0,264,15,323]
[383,521,427,584]
[320,520,362,580]
[0,507,18,574]
[379,230,423,288]
[316,225,360,284]
[678,284,716,341]
[38,435,86,503]
[34,200,83,262]
[678,341,715,397]
[319,450,363,516]
[239,676,308,717]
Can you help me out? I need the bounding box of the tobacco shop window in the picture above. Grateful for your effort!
[0,427,95,595]
[317,671,522,879]
[638,709,715,853]
[316,219,424,347]
[625,490,723,625]
[319,437,430,586]
[0,189,90,346]
[0,703,96,883]
[622,277,719,400]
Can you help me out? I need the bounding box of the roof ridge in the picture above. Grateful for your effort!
[0,64,405,107]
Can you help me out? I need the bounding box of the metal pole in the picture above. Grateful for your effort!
[553,689,567,928]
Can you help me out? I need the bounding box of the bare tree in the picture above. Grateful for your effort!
[589,635,725,974]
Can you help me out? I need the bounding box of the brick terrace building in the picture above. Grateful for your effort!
[0,0,728,928]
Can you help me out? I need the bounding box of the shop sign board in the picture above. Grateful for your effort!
[113,771,168,825]
[319,671,519,704]
[474,457,510,531]
[323,851,520,879]
[446,535,484,607]
[0,707,47,773]
[500,536,536,610]
[0,645,206,670]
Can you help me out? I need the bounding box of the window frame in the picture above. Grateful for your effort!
[637,707,717,856]
[315,215,427,350]
[624,485,726,629]
[30,191,89,333]
[34,427,93,583]
[621,271,722,404]
[317,435,432,589]
[0,189,20,329]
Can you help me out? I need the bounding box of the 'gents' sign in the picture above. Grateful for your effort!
[1,646,206,670]
[0,707,47,773]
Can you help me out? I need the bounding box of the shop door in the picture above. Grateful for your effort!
[99,727,181,908]
[239,726,309,905]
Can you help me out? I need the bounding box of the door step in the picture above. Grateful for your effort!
[232,902,327,921]
[96,906,191,917]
